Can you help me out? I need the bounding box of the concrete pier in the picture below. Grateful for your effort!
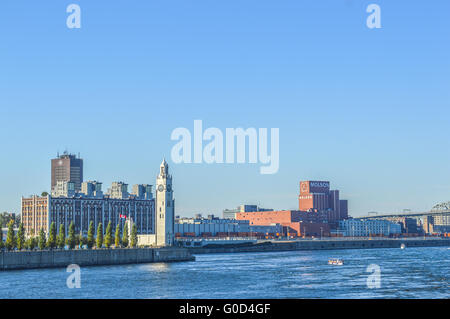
[0,247,195,270]
[187,238,450,254]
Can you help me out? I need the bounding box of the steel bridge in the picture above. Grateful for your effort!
[358,210,450,220]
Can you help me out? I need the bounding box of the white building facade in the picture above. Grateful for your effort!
[339,219,402,237]
[175,217,282,237]
[155,159,175,246]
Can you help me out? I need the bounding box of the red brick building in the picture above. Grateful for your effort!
[298,181,348,222]
[234,180,348,237]
[284,221,330,237]
[236,210,330,237]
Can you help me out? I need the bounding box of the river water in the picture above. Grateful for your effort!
[0,247,448,298]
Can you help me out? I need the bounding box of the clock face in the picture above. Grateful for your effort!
[158,185,164,192]
[166,185,172,192]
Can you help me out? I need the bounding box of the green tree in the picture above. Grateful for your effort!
[38,228,46,250]
[67,221,76,249]
[115,223,121,247]
[122,222,129,248]
[5,220,16,250]
[57,224,65,249]
[104,221,112,248]
[47,222,57,249]
[96,223,103,248]
[25,237,32,250]
[17,223,25,250]
[87,221,95,249]
[25,237,36,250]
[41,191,49,197]
[130,224,138,248]
[75,234,81,248]
[80,233,88,247]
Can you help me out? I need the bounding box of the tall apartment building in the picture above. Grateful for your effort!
[108,182,129,199]
[81,181,103,198]
[131,184,153,200]
[51,152,83,192]
[51,180,76,197]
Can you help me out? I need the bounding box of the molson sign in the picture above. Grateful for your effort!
[300,181,330,194]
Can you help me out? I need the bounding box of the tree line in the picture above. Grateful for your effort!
[0,220,139,251]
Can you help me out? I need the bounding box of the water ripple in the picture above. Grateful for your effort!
[0,247,448,298]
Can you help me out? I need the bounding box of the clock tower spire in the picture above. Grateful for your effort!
[155,158,174,246]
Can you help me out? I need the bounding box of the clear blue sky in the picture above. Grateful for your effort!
[1,1,449,217]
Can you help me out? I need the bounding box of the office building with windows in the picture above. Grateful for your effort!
[51,152,83,192]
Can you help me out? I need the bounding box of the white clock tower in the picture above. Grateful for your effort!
[155,158,175,246]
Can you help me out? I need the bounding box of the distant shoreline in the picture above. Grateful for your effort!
[187,238,450,254]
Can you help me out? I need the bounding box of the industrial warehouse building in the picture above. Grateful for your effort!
[22,185,155,237]
[175,215,282,238]
[232,181,351,237]
[236,210,331,237]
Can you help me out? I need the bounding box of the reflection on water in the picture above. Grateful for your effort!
[140,263,171,273]
[0,247,448,299]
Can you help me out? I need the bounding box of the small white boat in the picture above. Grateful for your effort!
[400,243,406,249]
[328,258,344,265]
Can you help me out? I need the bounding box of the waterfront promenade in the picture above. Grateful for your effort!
[0,247,195,270]
[185,237,450,254]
